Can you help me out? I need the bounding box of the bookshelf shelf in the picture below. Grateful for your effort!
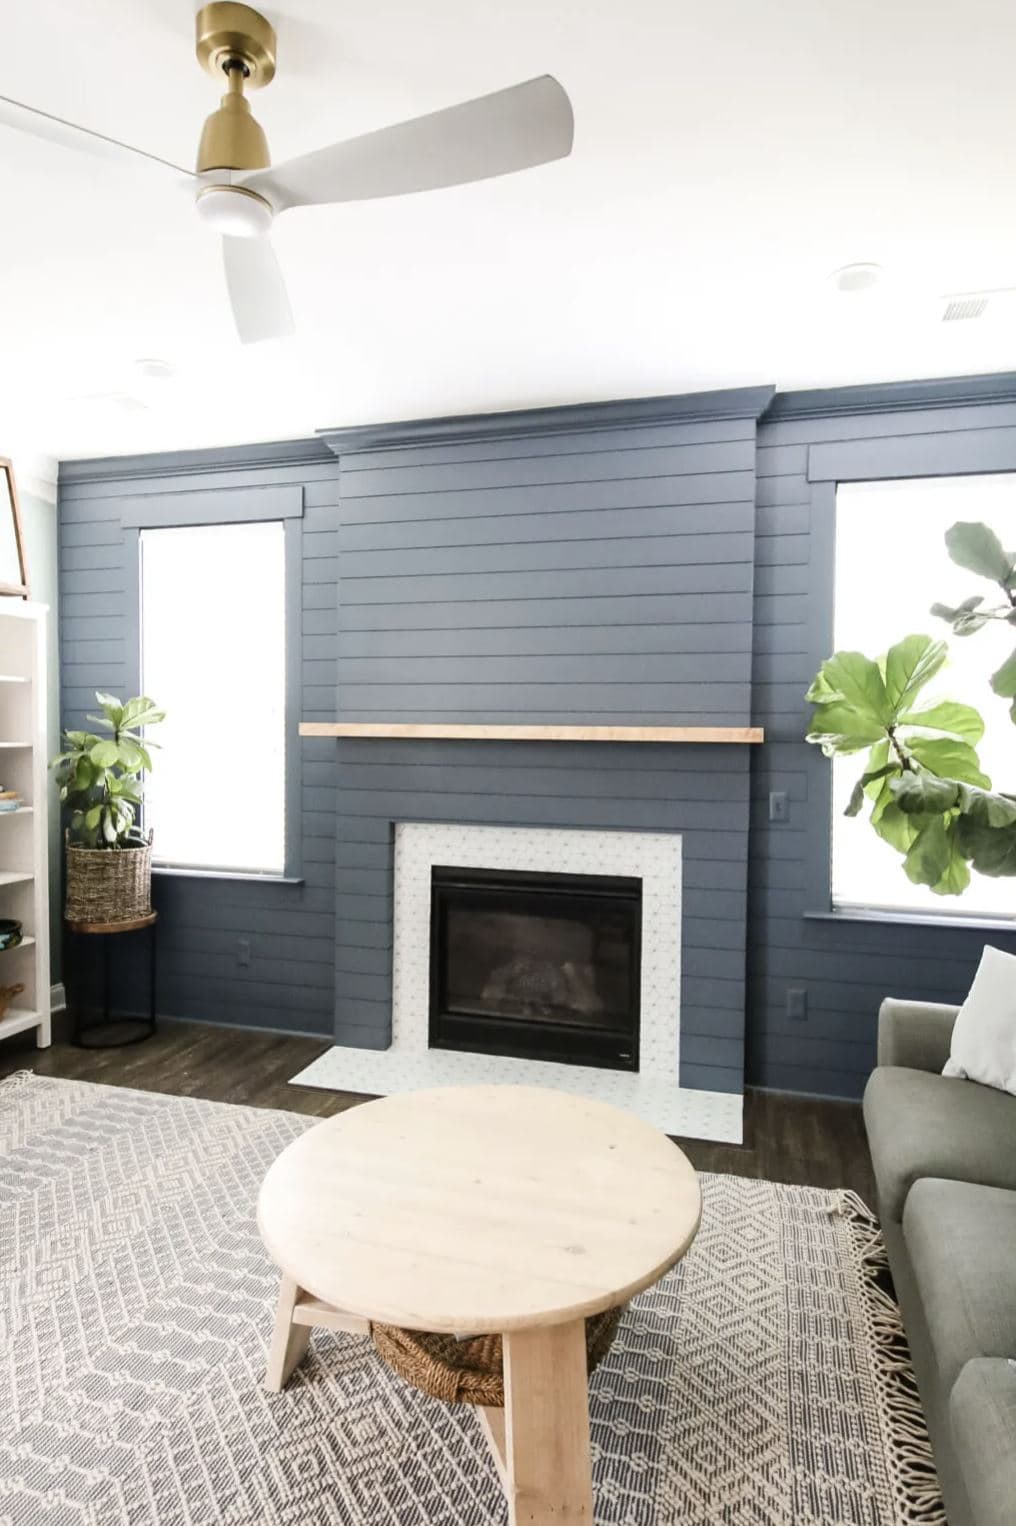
[0,602,50,1051]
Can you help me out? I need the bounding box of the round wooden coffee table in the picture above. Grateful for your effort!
[258,1085,701,1525]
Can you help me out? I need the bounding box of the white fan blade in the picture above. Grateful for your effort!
[0,93,194,177]
[222,235,294,345]
[242,75,573,213]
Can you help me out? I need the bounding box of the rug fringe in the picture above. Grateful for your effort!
[831,1191,946,1525]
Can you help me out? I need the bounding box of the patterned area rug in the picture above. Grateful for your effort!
[0,1071,942,1525]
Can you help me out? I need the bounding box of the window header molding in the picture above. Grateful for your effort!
[121,483,303,528]
[807,431,1016,485]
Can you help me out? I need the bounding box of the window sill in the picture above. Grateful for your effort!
[805,908,1016,933]
[152,866,304,885]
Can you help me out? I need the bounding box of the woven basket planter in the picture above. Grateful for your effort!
[370,1304,624,1408]
[64,833,153,925]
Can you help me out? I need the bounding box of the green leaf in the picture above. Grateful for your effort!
[954,782,1016,829]
[990,646,1016,700]
[807,704,889,755]
[891,771,960,815]
[902,816,954,888]
[931,595,984,622]
[883,634,948,716]
[871,799,923,853]
[84,805,102,829]
[94,691,125,727]
[956,818,1016,876]
[121,696,166,729]
[945,521,1014,583]
[932,845,971,896]
[898,700,985,745]
[954,613,992,636]
[905,735,990,787]
[117,738,151,772]
[806,651,892,724]
[89,739,119,768]
[845,762,896,817]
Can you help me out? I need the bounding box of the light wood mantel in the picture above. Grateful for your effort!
[299,722,764,744]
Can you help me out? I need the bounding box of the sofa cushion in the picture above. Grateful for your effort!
[950,1359,1016,1526]
[863,1066,1016,1223]
[903,1179,1016,1393]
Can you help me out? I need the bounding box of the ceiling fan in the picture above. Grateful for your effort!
[0,3,574,344]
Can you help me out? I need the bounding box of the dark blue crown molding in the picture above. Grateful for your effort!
[766,371,1016,421]
[57,373,1016,484]
[318,386,777,456]
[59,435,335,487]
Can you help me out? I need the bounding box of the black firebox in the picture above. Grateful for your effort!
[428,865,641,1071]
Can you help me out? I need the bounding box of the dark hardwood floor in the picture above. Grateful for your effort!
[0,1017,876,1204]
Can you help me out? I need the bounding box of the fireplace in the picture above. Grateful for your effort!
[428,864,642,1070]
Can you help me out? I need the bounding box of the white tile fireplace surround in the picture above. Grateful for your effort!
[293,823,743,1143]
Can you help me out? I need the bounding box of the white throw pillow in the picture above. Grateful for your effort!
[944,945,1016,1095]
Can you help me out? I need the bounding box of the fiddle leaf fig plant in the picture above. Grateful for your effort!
[50,692,165,849]
[806,520,1016,897]
[930,521,1016,720]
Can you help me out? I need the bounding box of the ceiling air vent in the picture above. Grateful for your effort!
[942,295,990,322]
[939,296,982,326]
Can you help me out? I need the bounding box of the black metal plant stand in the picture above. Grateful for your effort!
[65,912,158,1048]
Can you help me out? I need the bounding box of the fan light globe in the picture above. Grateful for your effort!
[196,184,273,237]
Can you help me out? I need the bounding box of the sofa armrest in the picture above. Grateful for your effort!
[877,997,960,1073]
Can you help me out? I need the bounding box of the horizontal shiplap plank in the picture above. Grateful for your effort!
[339,531,755,581]
[338,500,754,552]
[336,653,751,686]
[337,622,750,660]
[342,592,754,631]
[343,439,755,496]
[341,417,755,473]
[338,472,756,525]
[340,563,753,606]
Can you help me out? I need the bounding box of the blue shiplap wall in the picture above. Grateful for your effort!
[323,399,767,1093]
[57,376,1016,1102]
[58,443,342,1037]
[750,392,1016,1097]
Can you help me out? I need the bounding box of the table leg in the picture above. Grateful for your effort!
[149,917,157,1032]
[502,1317,593,1525]
[265,1274,311,1392]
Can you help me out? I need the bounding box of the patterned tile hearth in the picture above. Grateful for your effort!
[297,821,745,1144]
[0,1072,942,1526]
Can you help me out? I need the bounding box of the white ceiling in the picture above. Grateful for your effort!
[3,0,1016,461]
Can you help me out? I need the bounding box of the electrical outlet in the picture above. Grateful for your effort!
[237,937,251,969]
[769,790,789,823]
[787,987,808,1021]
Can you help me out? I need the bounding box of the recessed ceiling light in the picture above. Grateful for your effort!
[829,263,883,294]
[133,358,174,381]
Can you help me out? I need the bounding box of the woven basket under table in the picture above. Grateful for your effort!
[371,1305,624,1407]
[64,834,153,924]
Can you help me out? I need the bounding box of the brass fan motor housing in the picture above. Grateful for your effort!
[195,4,275,173]
[195,3,277,87]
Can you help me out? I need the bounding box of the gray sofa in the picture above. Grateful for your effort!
[863,998,1016,1526]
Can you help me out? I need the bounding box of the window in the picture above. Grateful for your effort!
[832,473,1016,920]
[140,521,287,875]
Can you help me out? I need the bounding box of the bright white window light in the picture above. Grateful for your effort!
[140,520,286,874]
[833,475,1016,920]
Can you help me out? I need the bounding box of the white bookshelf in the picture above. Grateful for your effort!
[0,602,50,1048]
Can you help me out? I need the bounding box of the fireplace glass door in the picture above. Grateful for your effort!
[429,865,641,1071]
